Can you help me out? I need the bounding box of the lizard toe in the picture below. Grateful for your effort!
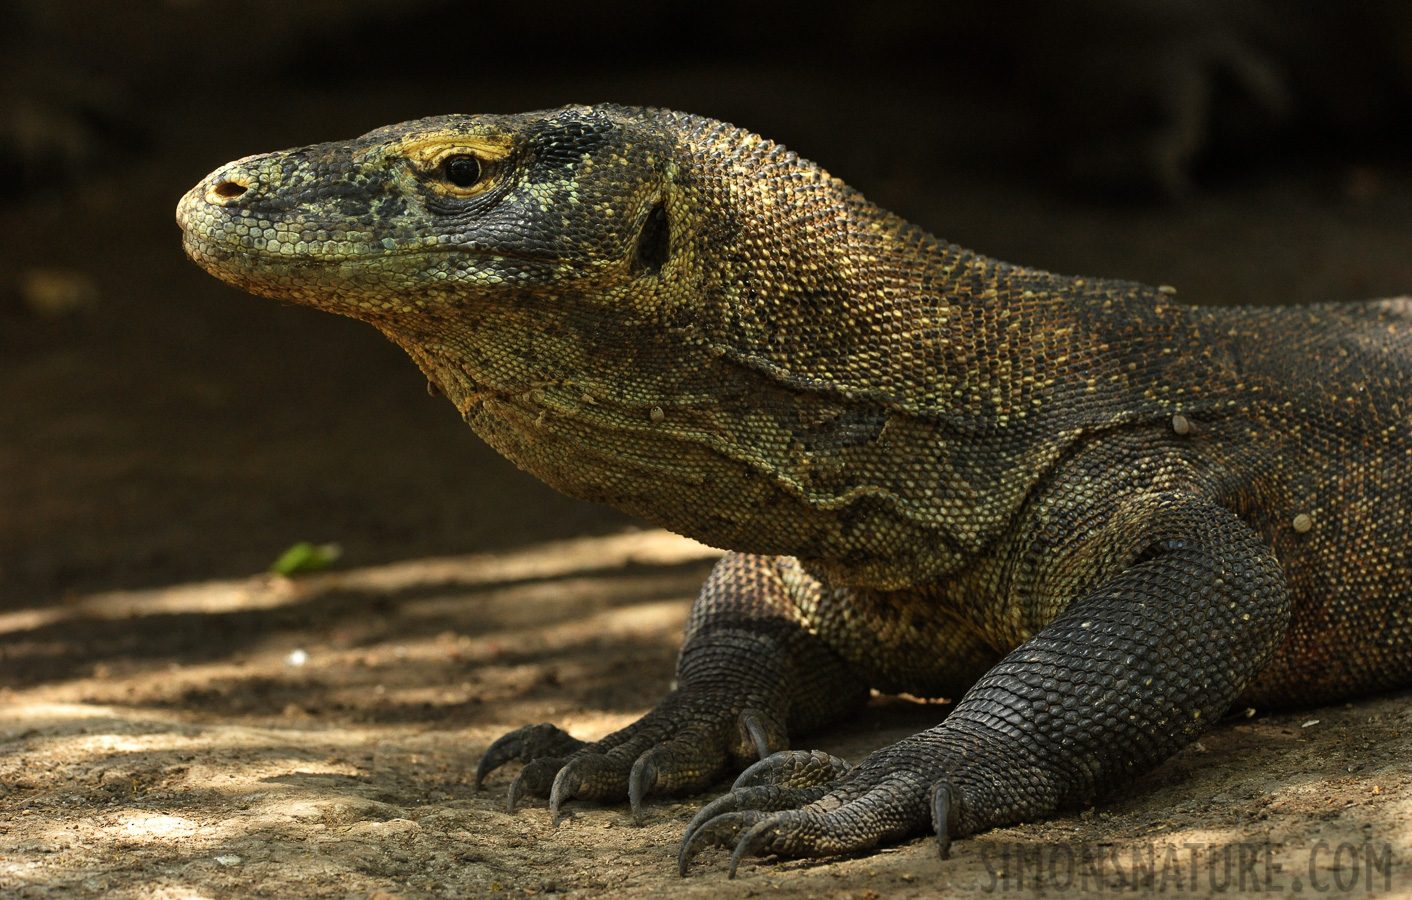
[621,726,734,814]
[722,799,904,876]
[678,807,772,876]
[678,782,833,875]
[729,813,803,878]
[506,756,566,811]
[477,722,588,789]
[733,749,851,789]
[548,753,628,824]
[682,760,939,876]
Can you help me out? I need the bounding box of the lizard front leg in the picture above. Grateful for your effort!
[476,552,872,821]
[680,494,1291,875]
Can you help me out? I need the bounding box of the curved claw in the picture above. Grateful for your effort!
[507,772,530,813]
[681,789,748,847]
[628,755,657,824]
[733,749,851,790]
[930,779,959,860]
[549,763,584,827]
[477,730,522,789]
[678,782,834,876]
[728,814,790,879]
[476,722,588,789]
[678,808,769,876]
[505,756,568,812]
[737,707,787,761]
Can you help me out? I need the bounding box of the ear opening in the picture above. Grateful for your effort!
[631,201,670,275]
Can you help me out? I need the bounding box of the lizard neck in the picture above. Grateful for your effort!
[621,130,1241,588]
[675,124,1232,433]
[403,114,1240,591]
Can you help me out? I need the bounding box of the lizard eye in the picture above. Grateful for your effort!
[440,155,483,188]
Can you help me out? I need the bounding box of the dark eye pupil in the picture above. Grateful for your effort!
[444,156,481,188]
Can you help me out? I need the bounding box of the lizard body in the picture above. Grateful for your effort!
[177,105,1412,874]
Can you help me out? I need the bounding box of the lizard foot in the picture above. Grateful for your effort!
[678,743,962,878]
[476,555,870,826]
[478,701,791,823]
[476,723,590,810]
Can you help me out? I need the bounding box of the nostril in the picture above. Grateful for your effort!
[211,180,248,200]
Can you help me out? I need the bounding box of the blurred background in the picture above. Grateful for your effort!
[4,0,1412,608]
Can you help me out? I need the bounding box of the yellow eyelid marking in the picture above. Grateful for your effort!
[390,135,513,198]
[397,135,515,167]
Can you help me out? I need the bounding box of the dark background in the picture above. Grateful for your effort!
[4,0,1412,608]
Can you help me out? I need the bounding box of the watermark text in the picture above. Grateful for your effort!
[980,840,1395,893]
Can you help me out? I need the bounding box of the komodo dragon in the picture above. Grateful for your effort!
[177,105,1412,876]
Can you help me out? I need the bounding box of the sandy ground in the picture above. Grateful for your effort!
[3,529,1410,898]
[4,55,1412,900]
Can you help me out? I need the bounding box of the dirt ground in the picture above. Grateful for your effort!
[2,528,1410,899]
[4,44,1412,900]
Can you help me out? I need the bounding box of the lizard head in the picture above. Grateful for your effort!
[179,104,838,566]
[177,105,1025,589]
[177,105,677,318]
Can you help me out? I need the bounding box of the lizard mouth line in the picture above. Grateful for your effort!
[179,231,575,269]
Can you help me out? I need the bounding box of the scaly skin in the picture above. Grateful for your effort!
[177,105,1412,876]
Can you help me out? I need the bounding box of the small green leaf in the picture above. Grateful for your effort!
[269,541,342,576]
